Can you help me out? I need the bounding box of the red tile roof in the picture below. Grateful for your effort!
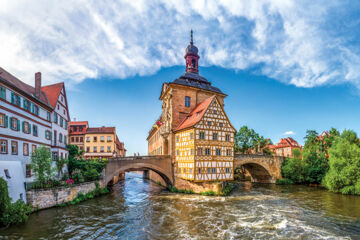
[0,67,51,108]
[175,95,215,132]
[41,82,64,108]
[275,137,301,148]
[86,127,116,134]
[69,121,89,126]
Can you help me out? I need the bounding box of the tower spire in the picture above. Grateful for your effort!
[190,29,193,45]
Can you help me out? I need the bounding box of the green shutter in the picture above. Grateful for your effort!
[22,121,25,133]
[28,123,31,134]
[11,92,14,104]
[4,115,8,128]
[9,117,13,129]
[17,120,20,131]
[49,131,52,140]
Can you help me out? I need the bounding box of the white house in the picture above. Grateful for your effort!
[0,67,70,202]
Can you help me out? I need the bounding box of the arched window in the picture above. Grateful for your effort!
[191,59,196,68]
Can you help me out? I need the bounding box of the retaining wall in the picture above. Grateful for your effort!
[26,180,104,210]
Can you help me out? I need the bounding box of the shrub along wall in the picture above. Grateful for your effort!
[26,180,105,210]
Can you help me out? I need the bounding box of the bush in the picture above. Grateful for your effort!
[0,178,32,227]
[71,169,85,184]
[276,179,294,185]
[83,167,101,181]
[200,191,216,196]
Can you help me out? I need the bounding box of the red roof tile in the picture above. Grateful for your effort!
[69,121,89,126]
[175,95,215,132]
[86,127,116,134]
[41,82,64,108]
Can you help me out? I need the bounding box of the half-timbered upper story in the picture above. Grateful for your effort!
[174,95,236,182]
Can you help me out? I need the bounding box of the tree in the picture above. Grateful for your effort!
[292,148,302,159]
[235,126,269,154]
[281,128,339,184]
[31,146,53,183]
[323,130,360,195]
[55,157,68,178]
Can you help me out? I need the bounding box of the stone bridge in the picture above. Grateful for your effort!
[104,155,173,187]
[234,154,284,183]
[104,154,283,186]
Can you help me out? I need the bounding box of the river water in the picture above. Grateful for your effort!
[1,172,360,240]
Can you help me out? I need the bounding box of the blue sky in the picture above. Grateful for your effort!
[1,1,360,154]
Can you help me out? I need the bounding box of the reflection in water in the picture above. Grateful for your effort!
[1,172,360,239]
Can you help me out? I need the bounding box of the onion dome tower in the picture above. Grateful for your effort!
[185,30,200,74]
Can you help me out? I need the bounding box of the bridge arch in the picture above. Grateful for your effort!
[104,156,173,188]
[235,161,274,183]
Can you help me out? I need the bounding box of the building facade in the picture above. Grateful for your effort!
[272,137,302,158]
[0,67,70,202]
[69,121,89,151]
[83,127,126,159]
[147,32,234,182]
[174,96,235,181]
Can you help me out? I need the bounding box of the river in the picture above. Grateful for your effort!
[1,172,360,239]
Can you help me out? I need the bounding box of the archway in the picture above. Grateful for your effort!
[235,162,274,183]
[105,163,173,188]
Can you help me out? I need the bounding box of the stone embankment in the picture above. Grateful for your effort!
[26,180,104,210]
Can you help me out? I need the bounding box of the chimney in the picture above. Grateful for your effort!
[35,72,41,99]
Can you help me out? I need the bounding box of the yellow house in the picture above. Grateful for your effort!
[83,127,126,159]
[174,96,236,182]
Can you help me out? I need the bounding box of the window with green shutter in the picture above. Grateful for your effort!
[0,86,5,100]
[33,125,38,136]
[16,119,20,131]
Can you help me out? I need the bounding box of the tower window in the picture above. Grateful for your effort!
[185,96,190,107]
[191,59,196,68]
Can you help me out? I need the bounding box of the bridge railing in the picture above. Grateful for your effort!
[108,155,171,161]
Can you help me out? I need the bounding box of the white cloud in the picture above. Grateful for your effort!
[0,0,359,89]
[284,131,295,135]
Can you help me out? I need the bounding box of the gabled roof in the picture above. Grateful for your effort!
[86,127,116,134]
[0,67,51,108]
[276,137,301,148]
[175,96,215,132]
[41,82,64,108]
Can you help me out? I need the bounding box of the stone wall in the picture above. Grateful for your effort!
[174,177,224,194]
[26,180,104,210]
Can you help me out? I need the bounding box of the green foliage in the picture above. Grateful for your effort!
[71,169,85,183]
[281,157,307,183]
[168,186,195,194]
[235,125,270,154]
[0,177,32,227]
[55,157,68,177]
[292,148,302,159]
[276,179,294,185]
[281,128,339,184]
[83,167,101,182]
[67,144,106,182]
[219,183,234,196]
[31,179,62,189]
[323,130,360,195]
[31,146,53,184]
[200,191,216,196]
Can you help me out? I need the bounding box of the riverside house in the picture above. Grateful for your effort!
[0,67,70,202]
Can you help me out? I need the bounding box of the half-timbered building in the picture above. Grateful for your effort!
[174,95,236,182]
